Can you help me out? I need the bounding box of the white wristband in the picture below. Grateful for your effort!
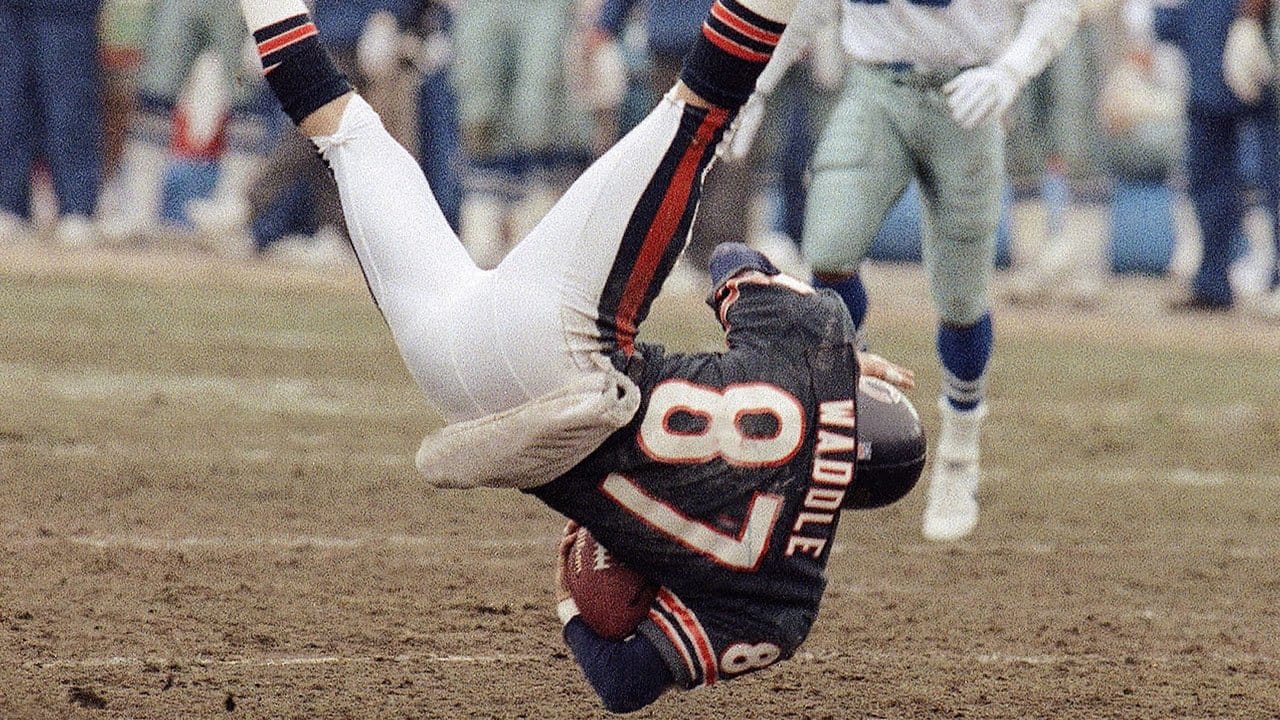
[556,599,581,627]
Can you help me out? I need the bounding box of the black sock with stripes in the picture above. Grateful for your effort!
[253,14,352,126]
[679,0,785,109]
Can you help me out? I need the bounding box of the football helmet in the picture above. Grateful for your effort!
[845,375,927,510]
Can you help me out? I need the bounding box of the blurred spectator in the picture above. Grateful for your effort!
[0,0,106,246]
[1003,3,1114,307]
[586,0,758,282]
[1154,0,1280,313]
[99,0,151,181]
[408,0,462,233]
[450,0,575,269]
[100,0,252,241]
[192,0,421,262]
[1223,0,1280,317]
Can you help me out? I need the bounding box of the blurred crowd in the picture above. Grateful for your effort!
[1,0,1278,316]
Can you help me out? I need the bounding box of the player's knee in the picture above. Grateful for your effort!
[939,209,1000,249]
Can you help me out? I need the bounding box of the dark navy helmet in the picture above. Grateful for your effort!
[845,376,927,510]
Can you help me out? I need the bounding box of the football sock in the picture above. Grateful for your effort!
[679,0,792,108]
[937,312,993,412]
[241,0,351,126]
[814,273,868,329]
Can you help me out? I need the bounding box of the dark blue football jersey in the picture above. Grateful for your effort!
[531,276,861,688]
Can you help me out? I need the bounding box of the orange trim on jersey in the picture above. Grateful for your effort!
[657,588,719,685]
[701,23,773,64]
[614,107,729,354]
[709,2,782,45]
[647,608,698,681]
[257,22,318,57]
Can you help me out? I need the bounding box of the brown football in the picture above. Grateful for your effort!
[563,527,658,641]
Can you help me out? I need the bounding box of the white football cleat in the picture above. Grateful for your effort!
[922,398,986,542]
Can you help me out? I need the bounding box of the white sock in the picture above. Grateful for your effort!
[735,0,797,23]
[238,0,307,32]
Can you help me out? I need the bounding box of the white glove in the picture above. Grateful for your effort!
[942,64,1022,131]
[721,91,767,161]
[357,11,401,79]
[1223,18,1274,104]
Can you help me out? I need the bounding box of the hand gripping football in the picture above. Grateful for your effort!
[563,526,658,640]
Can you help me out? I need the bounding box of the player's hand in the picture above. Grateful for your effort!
[942,64,1022,131]
[555,521,581,604]
[858,351,915,391]
[1224,18,1274,104]
[721,91,767,161]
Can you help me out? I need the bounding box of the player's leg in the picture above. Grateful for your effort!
[801,64,914,329]
[239,0,483,419]
[1179,110,1239,311]
[101,0,200,235]
[35,4,104,225]
[0,1,37,225]
[495,0,798,368]
[506,0,572,241]
[915,98,1003,543]
[207,0,264,205]
[450,1,513,268]
[1255,108,1280,316]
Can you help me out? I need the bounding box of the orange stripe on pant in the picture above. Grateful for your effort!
[614,107,730,355]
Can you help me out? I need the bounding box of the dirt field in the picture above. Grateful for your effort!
[2,240,1279,720]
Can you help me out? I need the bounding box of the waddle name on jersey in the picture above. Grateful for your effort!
[786,399,856,558]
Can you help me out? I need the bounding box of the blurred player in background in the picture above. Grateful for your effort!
[796,0,1080,542]
[100,0,254,241]
[1223,0,1280,318]
[449,0,574,268]
[1156,0,1280,316]
[0,0,106,246]
[235,0,921,710]
[583,0,768,287]
[1094,2,1184,189]
[1003,4,1106,310]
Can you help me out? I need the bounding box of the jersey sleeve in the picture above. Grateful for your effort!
[562,617,674,713]
[636,586,816,690]
[714,274,857,362]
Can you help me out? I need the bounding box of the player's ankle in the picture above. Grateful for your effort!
[679,0,786,109]
[249,11,352,126]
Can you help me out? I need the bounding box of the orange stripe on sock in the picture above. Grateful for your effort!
[701,23,773,63]
[257,22,318,56]
[709,2,782,45]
